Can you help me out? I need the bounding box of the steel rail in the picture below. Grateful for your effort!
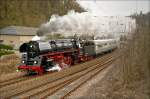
[0,51,116,98]
[12,55,114,99]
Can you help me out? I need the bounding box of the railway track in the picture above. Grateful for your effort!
[0,72,54,88]
[0,76,31,88]
[48,58,115,99]
[0,72,25,84]
[0,51,119,99]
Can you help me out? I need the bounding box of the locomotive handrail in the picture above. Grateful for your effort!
[41,49,79,57]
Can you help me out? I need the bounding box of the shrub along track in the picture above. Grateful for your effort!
[0,51,119,99]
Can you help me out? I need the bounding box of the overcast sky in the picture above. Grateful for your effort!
[77,0,150,16]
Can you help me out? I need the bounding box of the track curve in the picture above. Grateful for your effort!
[0,51,119,99]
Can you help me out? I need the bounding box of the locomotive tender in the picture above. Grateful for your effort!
[18,39,117,74]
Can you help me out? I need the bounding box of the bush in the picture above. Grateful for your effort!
[0,50,14,57]
[0,44,13,50]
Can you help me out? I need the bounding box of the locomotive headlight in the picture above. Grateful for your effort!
[22,60,25,63]
[34,61,38,64]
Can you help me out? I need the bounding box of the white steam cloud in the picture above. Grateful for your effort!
[37,1,136,39]
[38,10,105,36]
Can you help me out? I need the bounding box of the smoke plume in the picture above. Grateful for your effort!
[37,1,136,39]
[37,10,100,36]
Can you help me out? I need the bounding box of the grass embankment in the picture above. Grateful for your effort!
[113,27,150,99]
[107,13,150,99]
[0,44,19,75]
[0,50,14,57]
[0,54,20,75]
[0,44,14,57]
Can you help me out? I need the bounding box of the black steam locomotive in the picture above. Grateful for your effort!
[18,39,117,74]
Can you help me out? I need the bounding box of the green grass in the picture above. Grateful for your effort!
[0,50,14,57]
[0,44,14,57]
[0,44,13,50]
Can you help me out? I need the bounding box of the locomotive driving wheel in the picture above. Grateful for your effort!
[59,56,72,69]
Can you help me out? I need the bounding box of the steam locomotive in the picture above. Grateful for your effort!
[18,39,117,74]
